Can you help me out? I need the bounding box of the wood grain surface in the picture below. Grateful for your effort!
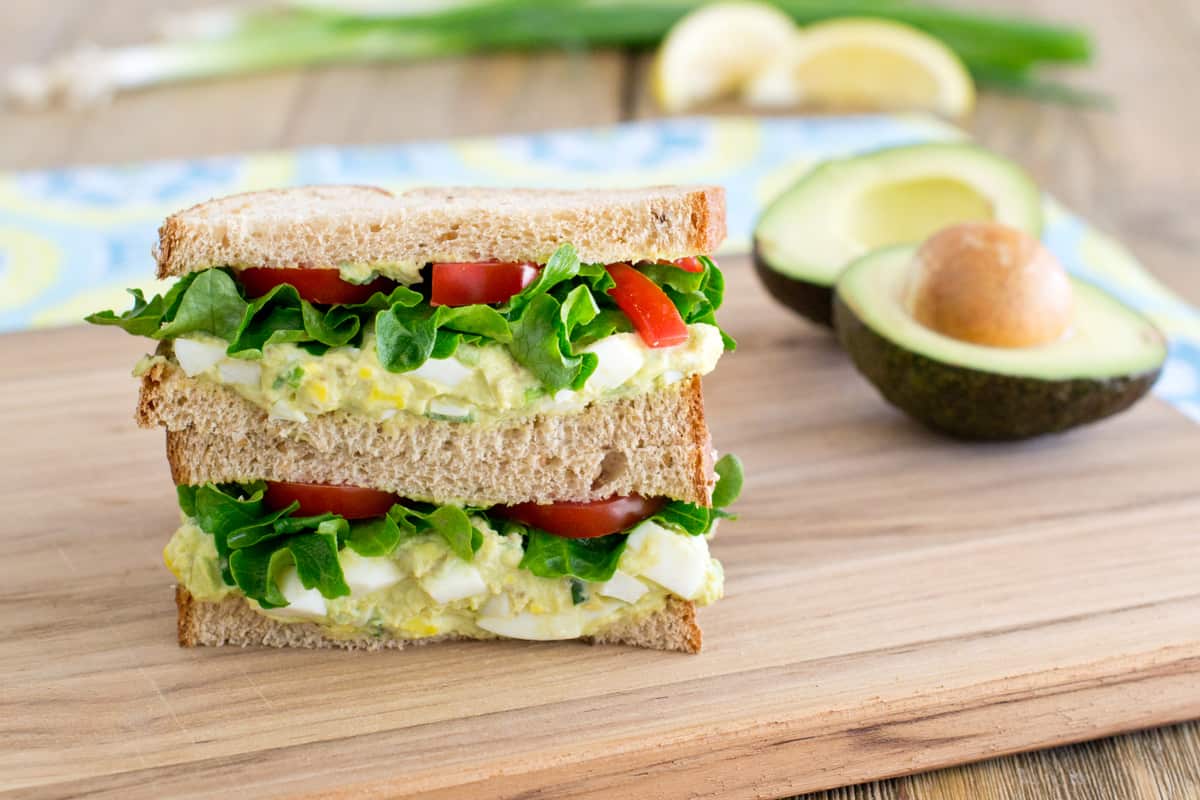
[2,1,1199,798]
[4,254,1200,798]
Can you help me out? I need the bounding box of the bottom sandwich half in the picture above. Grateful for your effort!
[176,587,703,653]
[163,463,736,653]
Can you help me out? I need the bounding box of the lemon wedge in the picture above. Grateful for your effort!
[743,18,975,118]
[653,2,797,113]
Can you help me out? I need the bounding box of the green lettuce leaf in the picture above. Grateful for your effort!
[518,527,628,582]
[228,543,291,609]
[375,305,441,372]
[651,453,745,536]
[388,503,482,561]
[180,481,268,583]
[156,268,248,341]
[438,304,512,342]
[85,289,168,336]
[223,502,304,548]
[509,292,598,391]
[273,513,345,538]
[636,262,706,295]
[346,514,404,557]
[425,505,482,562]
[513,242,581,303]
[289,526,351,599]
[652,502,712,536]
[85,272,199,335]
[571,308,632,348]
[227,525,350,608]
[86,244,735,392]
[227,287,310,357]
[711,452,744,509]
[180,482,351,607]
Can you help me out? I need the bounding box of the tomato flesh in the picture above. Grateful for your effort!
[238,267,397,305]
[264,481,400,520]
[668,256,706,273]
[431,261,539,306]
[498,495,666,539]
[605,263,689,348]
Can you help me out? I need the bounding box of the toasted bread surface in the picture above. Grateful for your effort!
[139,360,714,506]
[176,586,702,653]
[155,185,726,278]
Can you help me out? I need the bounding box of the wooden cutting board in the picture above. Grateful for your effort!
[4,255,1199,799]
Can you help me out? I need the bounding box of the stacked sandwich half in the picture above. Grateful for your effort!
[89,185,741,653]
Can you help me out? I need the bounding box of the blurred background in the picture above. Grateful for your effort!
[2,0,1197,320]
[3,2,1199,798]
[0,0,1195,319]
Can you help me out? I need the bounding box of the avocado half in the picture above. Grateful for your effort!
[834,246,1168,440]
[753,142,1044,327]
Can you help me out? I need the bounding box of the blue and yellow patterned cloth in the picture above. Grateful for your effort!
[1,114,1196,421]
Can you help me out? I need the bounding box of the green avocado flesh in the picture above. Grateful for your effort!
[834,246,1167,439]
[753,142,1044,326]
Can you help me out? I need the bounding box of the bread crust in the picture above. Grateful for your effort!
[154,184,726,278]
[176,586,702,653]
[139,360,714,506]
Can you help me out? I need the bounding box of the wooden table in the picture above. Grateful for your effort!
[4,1,1198,798]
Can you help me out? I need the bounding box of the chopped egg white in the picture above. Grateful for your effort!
[597,570,649,604]
[264,567,327,620]
[411,356,474,389]
[583,333,646,391]
[269,399,308,423]
[174,337,225,376]
[216,358,261,387]
[478,609,585,640]
[341,550,405,596]
[427,398,474,421]
[477,598,625,641]
[481,593,511,618]
[623,520,711,600]
[420,558,487,604]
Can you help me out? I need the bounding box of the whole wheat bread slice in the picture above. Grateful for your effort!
[176,586,702,653]
[139,360,714,506]
[156,185,726,278]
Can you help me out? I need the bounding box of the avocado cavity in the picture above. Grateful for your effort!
[753,142,1043,326]
[852,176,994,252]
[834,230,1166,439]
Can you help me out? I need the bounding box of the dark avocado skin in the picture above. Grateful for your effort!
[833,295,1162,440]
[752,239,835,328]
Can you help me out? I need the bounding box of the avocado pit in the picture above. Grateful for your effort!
[905,222,1074,349]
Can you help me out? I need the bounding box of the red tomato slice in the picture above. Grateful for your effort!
[238,267,397,305]
[669,256,706,273]
[605,263,689,348]
[264,481,400,520]
[430,261,540,306]
[498,495,666,539]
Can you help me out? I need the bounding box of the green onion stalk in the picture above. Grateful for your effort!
[4,0,1095,108]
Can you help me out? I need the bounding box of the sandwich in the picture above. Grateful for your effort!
[88,185,742,653]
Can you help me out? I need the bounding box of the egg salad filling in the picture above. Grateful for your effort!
[156,323,722,423]
[166,514,723,641]
[164,456,742,642]
[88,243,735,424]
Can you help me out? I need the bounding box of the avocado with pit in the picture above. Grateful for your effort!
[753,142,1044,326]
[833,244,1167,440]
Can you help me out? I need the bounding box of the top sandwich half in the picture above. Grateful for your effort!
[91,185,731,506]
[156,185,725,279]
